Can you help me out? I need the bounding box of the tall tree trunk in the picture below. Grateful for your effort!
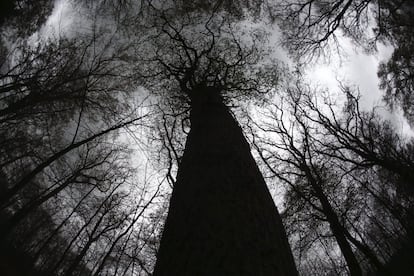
[153,87,298,276]
[305,171,363,276]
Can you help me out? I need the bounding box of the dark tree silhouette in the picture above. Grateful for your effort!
[0,2,162,275]
[248,93,365,276]
[247,79,414,274]
[154,86,297,275]
[131,4,299,275]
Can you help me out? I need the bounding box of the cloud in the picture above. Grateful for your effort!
[39,0,76,39]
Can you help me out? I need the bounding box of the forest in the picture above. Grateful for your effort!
[0,0,413,275]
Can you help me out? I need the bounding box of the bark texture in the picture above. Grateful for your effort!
[153,87,298,276]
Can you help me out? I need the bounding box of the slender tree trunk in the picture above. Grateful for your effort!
[306,173,363,276]
[325,211,363,276]
[344,229,388,274]
[153,87,298,276]
[0,172,80,239]
[0,115,145,209]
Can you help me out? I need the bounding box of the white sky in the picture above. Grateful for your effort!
[40,0,76,38]
[303,36,414,137]
[255,13,414,140]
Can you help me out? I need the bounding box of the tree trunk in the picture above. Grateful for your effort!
[325,211,363,276]
[306,172,363,276]
[153,87,298,276]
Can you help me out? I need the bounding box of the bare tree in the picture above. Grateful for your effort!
[116,2,299,275]
[247,77,414,274]
[0,3,158,275]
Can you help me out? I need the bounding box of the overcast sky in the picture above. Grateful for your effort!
[304,36,414,137]
[42,0,414,137]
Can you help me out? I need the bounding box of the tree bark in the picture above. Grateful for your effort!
[153,87,298,276]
